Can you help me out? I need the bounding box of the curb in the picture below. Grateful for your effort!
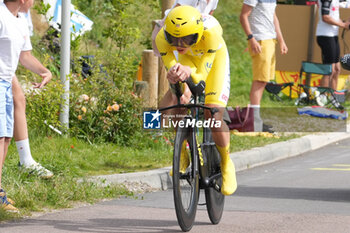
[88,131,350,191]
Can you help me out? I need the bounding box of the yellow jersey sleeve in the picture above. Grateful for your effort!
[155,28,177,70]
[182,29,224,84]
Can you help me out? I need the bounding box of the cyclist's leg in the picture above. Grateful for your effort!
[159,88,190,175]
[204,105,236,195]
[204,47,237,196]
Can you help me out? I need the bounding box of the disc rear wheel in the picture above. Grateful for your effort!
[204,133,225,224]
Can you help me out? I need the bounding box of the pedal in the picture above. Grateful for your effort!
[198,202,206,206]
[212,180,221,193]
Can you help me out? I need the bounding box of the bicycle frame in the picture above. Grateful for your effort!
[156,81,221,191]
[153,80,225,231]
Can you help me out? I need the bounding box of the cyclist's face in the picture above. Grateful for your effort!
[176,47,190,54]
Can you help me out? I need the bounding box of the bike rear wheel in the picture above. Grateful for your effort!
[173,128,199,232]
[204,130,225,224]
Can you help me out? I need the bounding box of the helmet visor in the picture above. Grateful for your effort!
[164,31,198,48]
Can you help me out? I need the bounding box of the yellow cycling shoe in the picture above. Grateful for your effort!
[220,157,237,196]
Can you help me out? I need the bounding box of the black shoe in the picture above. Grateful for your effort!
[329,95,344,110]
[263,123,274,133]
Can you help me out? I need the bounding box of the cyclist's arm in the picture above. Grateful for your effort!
[155,28,177,70]
[180,30,219,83]
[180,52,216,84]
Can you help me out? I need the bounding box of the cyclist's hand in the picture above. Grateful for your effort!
[180,84,192,104]
[175,64,192,82]
[167,63,192,84]
[249,38,261,54]
[168,64,180,84]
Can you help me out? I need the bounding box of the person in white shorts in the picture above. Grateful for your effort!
[0,0,54,179]
[0,0,52,212]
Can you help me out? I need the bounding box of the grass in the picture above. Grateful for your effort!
[2,0,344,222]
[0,130,300,221]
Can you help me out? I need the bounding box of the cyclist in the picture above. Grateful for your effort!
[156,6,236,196]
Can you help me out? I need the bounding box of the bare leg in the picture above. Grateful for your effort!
[12,76,28,141]
[11,76,53,178]
[0,138,4,188]
[250,80,267,105]
[1,138,11,166]
[12,76,36,166]
[249,80,266,132]
[320,75,330,88]
[161,88,191,176]
[330,62,341,90]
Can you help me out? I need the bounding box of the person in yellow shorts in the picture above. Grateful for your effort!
[156,5,236,196]
[240,0,288,132]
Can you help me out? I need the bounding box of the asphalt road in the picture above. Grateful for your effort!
[1,138,350,233]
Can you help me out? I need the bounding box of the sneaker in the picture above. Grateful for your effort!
[316,93,328,107]
[0,189,15,205]
[19,162,54,179]
[263,123,274,133]
[0,190,18,213]
[329,95,344,110]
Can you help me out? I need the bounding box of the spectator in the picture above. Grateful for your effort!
[316,0,350,92]
[2,0,54,179]
[0,0,52,212]
[168,0,218,15]
[240,0,288,132]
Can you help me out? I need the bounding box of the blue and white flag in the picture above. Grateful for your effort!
[44,0,93,39]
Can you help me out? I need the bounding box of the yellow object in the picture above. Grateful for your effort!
[156,13,229,106]
[231,131,279,138]
[275,70,348,99]
[164,6,203,45]
[216,144,237,196]
[249,39,276,82]
[137,59,142,81]
[169,141,190,176]
[0,192,18,213]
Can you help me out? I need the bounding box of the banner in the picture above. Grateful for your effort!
[43,0,93,39]
[275,71,348,99]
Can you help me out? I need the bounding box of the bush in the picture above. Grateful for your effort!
[68,52,144,145]
[22,0,161,145]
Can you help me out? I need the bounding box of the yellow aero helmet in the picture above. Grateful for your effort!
[164,6,203,48]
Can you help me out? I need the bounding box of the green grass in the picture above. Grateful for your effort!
[0,132,298,220]
[0,0,313,221]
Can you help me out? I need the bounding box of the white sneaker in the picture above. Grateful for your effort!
[19,162,54,179]
[316,93,327,107]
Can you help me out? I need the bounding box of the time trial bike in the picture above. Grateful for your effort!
[157,79,225,232]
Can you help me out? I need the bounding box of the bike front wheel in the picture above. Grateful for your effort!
[173,128,199,232]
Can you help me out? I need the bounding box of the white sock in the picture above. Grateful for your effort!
[16,139,36,166]
[250,105,263,132]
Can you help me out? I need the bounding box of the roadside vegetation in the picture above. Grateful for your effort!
[1,0,305,220]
